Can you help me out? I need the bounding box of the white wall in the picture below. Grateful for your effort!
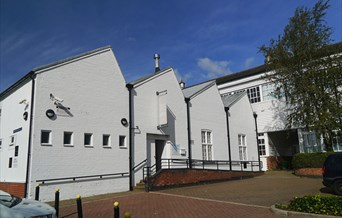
[188,85,229,161]
[132,69,188,183]
[0,81,32,183]
[29,48,130,201]
[228,95,259,162]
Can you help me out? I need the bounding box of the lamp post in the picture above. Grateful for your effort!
[253,112,261,171]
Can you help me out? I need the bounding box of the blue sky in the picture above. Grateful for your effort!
[1,0,341,92]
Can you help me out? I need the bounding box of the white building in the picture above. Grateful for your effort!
[127,67,188,188]
[0,47,261,201]
[0,46,130,201]
[216,64,335,170]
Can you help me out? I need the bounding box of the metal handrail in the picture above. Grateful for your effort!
[36,172,129,184]
[132,159,147,171]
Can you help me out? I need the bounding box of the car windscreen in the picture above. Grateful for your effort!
[0,194,22,208]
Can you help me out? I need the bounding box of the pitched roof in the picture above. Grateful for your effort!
[0,46,112,100]
[182,80,216,99]
[216,41,342,85]
[221,91,247,108]
[216,65,266,85]
[127,67,172,86]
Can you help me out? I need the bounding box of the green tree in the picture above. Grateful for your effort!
[259,0,342,150]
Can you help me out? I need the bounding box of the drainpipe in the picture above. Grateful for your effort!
[25,72,35,198]
[253,112,261,171]
[185,97,192,169]
[225,107,232,171]
[126,83,134,191]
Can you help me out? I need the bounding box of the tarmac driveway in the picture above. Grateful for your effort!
[158,170,326,207]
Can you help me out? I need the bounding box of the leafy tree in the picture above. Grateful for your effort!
[259,0,342,150]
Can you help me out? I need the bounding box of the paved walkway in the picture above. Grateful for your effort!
[58,171,325,217]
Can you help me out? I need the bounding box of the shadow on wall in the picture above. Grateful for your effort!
[160,106,176,144]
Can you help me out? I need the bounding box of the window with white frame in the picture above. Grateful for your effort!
[63,131,73,146]
[238,134,247,161]
[119,135,126,148]
[41,130,52,145]
[103,134,111,147]
[247,86,261,103]
[84,133,93,147]
[201,130,213,161]
[332,131,342,152]
[258,133,266,156]
[8,157,13,168]
[9,135,15,146]
[15,146,19,157]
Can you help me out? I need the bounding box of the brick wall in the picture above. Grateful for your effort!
[0,182,26,197]
[151,169,262,189]
[267,156,280,170]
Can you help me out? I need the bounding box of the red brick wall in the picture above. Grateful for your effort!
[267,156,280,170]
[0,182,26,197]
[294,168,322,177]
[151,169,262,188]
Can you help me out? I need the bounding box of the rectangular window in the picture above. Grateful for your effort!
[14,146,19,157]
[201,130,213,161]
[0,139,2,150]
[84,133,93,147]
[258,133,266,156]
[64,132,73,146]
[9,135,15,146]
[9,157,13,168]
[119,135,126,148]
[41,130,51,145]
[103,134,111,147]
[247,86,261,103]
[238,134,247,161]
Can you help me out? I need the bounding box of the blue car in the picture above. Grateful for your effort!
[322,153,342,195]
[0,190,56,218]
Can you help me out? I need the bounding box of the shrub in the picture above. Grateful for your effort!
[277,195,342,216]
[292,152,334,169]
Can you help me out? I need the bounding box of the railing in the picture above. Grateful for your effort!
[142,158,261,191]
[36,172,129,184]
[132,159,147,172]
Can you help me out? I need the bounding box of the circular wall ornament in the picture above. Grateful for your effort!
[46,109,56,119]
[121,118,128,127]
[23,112,28,121]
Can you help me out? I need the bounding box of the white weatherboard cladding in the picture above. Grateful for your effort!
[218,74,288,132]
[29,49,129,201]
[228,95,258,162]
[189,85,228,161]
[0,81,32,183]
[132,69,187,183]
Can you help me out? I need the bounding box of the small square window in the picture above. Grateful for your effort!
[41,130,51,145]
[64,132,73,146]
[119,136,126,148]
[15,146,19,157]
[84,133,93,146]
[9,135,15,146]
[103,134,111,147]
[9,157,13,168]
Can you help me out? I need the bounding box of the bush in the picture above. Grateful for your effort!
[277,195,342,216]
[292,152,334,169]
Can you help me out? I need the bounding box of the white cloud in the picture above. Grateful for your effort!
[244,57,255,68]
[197,57,232,79]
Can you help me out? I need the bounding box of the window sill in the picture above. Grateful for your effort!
[84,145,94,148]
[41,143,52,146]
[103,146,112,149]
[119,146,127,149]
[64,144,74,147]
